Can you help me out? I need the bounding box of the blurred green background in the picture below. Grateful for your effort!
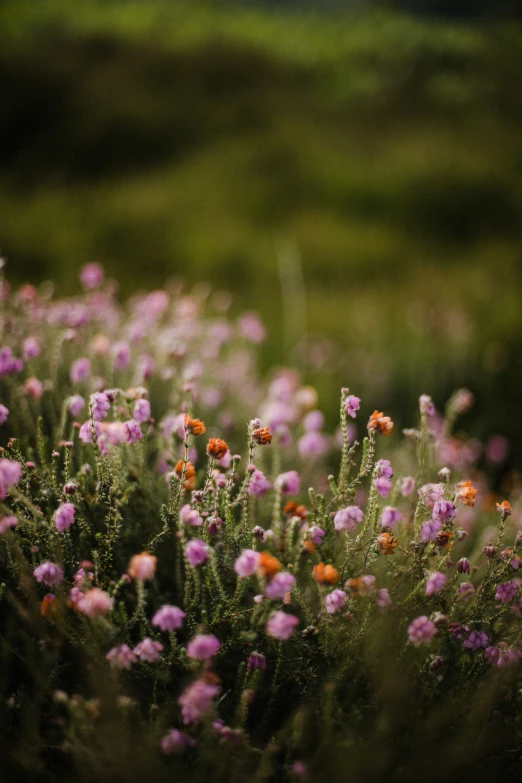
[2,0,522,469]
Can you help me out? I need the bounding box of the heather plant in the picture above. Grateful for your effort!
[1,263,522,782]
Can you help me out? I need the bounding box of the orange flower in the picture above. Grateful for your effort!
[346,576,375,597]
[252,427,273,445]
[435,530,453,550]
[456,480,477,507]
[207,437,229,460]
[302,539,315,555]
[184,415,206,436]
[41,593,57,618]
[377,532,398,555]
[496,500,512,520]
[258,551,282,580]
[313,563,340,585]
[368,410,394,436]
[284,501,308,519]
[175,459,196,491]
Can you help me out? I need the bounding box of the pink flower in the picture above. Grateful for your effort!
[274,471,300,496]
[24,376,43,399]
[375,459,393,479]
[432,500,456,524]
[421,519,442,543]
[418,483,444,509]
[134,638,163,663]
[408,615,437,647]
[133,398,151,423]
[238,312,266,343]
[265,572,295,600]
[326,589,347,614]
[161,729,196,753]
[76,588,113,618]
[124,419,142,443]
[266,610,299,640]
[495,580,519,604]
[68,395,85,417]
[303,410,324,431]
[54,502,76,533]
[0,515,17,534]
[79,420,100,444]
[234,549,261,578]
[0,404,8,424]
[80,262,104,289]
[106,644,137,669]
[186,634,221,660]
[128,552,157,581]
[376,588,392,610]
[298,431,328,460]
[178,679,220,725]
[185,539,209,567]
[70,357,91,384]
[381,507,402,528]
[33,561,64,587]
[308,525,325,545]
[400,476,415,496]
[334,506,364,532]
[180,504,203,527]
[419,394,435,415]
[112,341,130,370]
[458,582,475,600]
[23,337,40,360]
[425,571,447,596]
[345,395,361,418]
[152,605,185,632]
[0,459,22,499]
[374,477,392,498]
[248,469,272,497]
[247,651,266,670]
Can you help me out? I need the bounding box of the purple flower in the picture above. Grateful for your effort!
[308,525,325,545]
[152,605,185,632]
[161,729,196,754]
[0,347,23,380]
[0,459,22,499]
[248,469,271,497]
[265,572,295,600]
[234,549,261,578]
[134,638,163,663]
[376,588,392,610]
[23,337,40,360]
[303,410,324,431]
[495,580,519,604]
[334,506,364,532]
[133,398,151,423]
[68,395,85,417]
[33,561,64,588]
[381,507,402,528]
[187,634,221,660]
[124,419,142,443]
[421,519,442,543]
[180,504,203,527]
[106,644,137,669]
[298,431,328,460]
[375,459,393,479]
[418,483,444,509]
[0,404,9,424]
[345,395,361,419]
[326,589,347,614]
[425,571,447,596]
[54,502,75,533]
[458,582,475,600]
[408,615,437,646]
[274,471,301,496]
[70,357,91,384]
[178,679,220,725]
[185,539,209,567]
[266,610,299,640]
[400,476,415,496]
[90,392,111,421]
[0,515,18,534]
[374,477,392,498]
[463,630,488,651]
[238,312,266,343]
[485,645,522,668]
[80,262,104,289]
[432,500,456,524]
[457,557,470,574]
[247,651,266,670]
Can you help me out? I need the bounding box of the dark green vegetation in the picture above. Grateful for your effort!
[2,0,522,459]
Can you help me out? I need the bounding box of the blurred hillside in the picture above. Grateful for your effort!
[1,0,522,471]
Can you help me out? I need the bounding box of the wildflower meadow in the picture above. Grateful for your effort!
[1,262,522,782]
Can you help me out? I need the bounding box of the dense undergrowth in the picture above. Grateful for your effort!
[1,264,522,781]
